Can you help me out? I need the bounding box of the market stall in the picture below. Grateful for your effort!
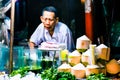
[0,35,120,80]
[0,0,120,80]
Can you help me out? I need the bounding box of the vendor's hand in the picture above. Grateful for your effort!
[30,49,38,60]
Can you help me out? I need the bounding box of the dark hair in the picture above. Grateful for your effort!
[42,6,58,17]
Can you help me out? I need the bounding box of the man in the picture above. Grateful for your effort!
[29,6,75,52]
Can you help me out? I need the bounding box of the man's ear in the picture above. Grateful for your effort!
[40,16,43,22]
[56,17,59,23]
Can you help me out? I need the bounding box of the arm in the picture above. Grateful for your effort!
[65,29,75,52]
[29,24,44,48]
[29,41,35,49]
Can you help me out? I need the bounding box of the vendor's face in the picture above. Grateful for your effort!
[40,11,58,31]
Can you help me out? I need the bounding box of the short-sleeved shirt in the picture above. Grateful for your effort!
[30,22,75,52]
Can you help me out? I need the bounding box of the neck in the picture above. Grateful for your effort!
[49,27,54,36]
[49,30,54,36]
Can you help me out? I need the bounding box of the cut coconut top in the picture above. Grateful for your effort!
[69,50,81,56]
[58,63,71,69]
[77,35,90,41]
[86,65,99,69]
[72,63,85,70]
[97,44,108,48]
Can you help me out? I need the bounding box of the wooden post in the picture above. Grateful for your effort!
[9,0,15,73]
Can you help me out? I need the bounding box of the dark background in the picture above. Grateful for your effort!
[5,0,120,59]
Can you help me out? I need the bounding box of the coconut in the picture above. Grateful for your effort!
[58,63,71,72]
[86,65,99,76]
[96,44,110,61]
[106,59,120,74]
[76,35,91,50]
[71,63,86,78]
[68,50,81,66]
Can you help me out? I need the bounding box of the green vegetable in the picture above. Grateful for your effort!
[41,68,57,80]
[41,68,76,80]
[9,66,41,77]
[54,72,76,80]
[58,78,68,80]
[87,73,110,80]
